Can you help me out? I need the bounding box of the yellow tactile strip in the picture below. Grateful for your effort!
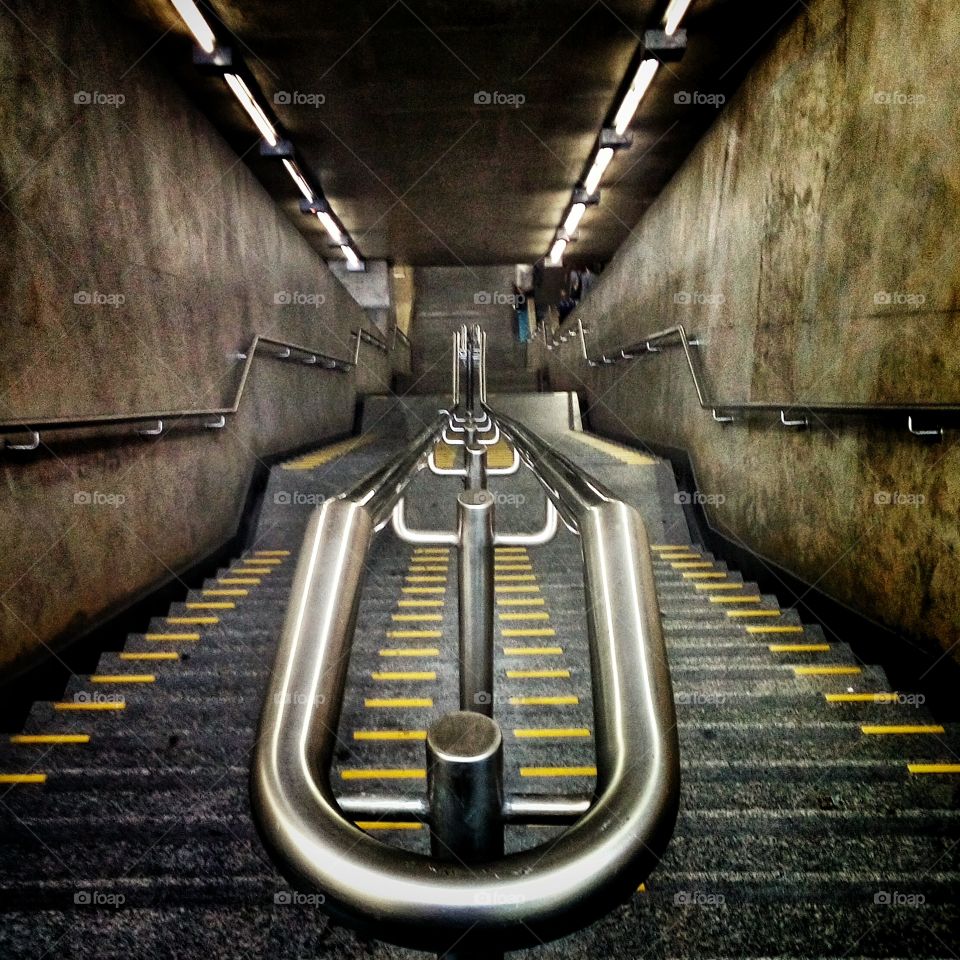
[281,433,377,471]
[433,438,515,470]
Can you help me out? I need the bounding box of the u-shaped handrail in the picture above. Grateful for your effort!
[251,403,680,952]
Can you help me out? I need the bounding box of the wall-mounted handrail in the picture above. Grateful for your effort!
[564,318,960,435]
[252,397,680,952]
[351,326,391,364]
[0,333,354,447]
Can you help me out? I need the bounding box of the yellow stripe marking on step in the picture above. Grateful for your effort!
[281,434,376,471]
[379,648,439,657]
[727,610,781,618]
[653,544,695,550]
[402,587,445,594]
[10,734,89,745]
[355,821,424,831]
[510,696,578,706]
[495,585,540,593]
[398,600,444,607]
[862,725,945,735]
[255,550,290,556]
[514,728,589,739]
[573,432,656,465]
[414,550,449,556]
[498,612,550,621]
[497,597,545,606]
[671,562,714,569]
[409,565,448,573]
[824,693,898,703]
[203,589,248,596]
[353,730,427,741]
[386,629,442,639]
[520,766,597,778]
[502,628,556,637]
[340,769,426,780]
[371,672,436,682]
[120,652,179,661]
[658,553,701,560]
[405,576,446,583]
[908,764,960,774]
[233,568,271,575]
[364,698,433,708]
[769,644,830,653]
[186,602,235,610]
[710,596,762,604]
[391,614,443,622]
[694,583,746,591]
[90,675,155,684]
[145,633,200,642]
[167,617,218,625]
[218,578,260,585]
[506,669,570,679]
[495,564,533,571]
[747,625,804,635]
[0,774,46,784]
[793,666,862,676]
[244,557,283,565]
[495,575,536,582]
[503,646,563,656]
[54,701,125,711]
[683,572,727,580]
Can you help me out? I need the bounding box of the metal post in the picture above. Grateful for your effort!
[426,710,505,960]
[457,490,494,715]
[464,442,487,491]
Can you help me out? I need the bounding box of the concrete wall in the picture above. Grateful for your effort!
[549,0,960,663]
[0,0,389,673]
[407,266,533,393]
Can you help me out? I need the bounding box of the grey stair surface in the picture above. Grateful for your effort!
[1,400,957,959]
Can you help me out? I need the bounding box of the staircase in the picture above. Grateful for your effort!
[0,402,957,958]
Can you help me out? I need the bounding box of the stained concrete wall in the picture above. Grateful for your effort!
[407,266,534,393]
[0,0,389,673]
[549,0,960,663]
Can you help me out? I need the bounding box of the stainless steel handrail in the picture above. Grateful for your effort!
[0,334,354,440]
[567,317,960,430]
[252,401,680,951]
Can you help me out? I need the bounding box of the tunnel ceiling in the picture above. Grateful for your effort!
[119,0,802,266]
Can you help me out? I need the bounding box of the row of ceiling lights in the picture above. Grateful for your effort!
[547,0,695,266]
[169,0,364,270]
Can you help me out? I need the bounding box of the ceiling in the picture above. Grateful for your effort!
[119,0,803,266]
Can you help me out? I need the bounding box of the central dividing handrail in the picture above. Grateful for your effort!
[252,387,680,951]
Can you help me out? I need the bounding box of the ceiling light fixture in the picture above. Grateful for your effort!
[341,244,363,270]
[169,0,216,53]
[549,238,568,266]
[583,148,614,195]
[563,202,587,235]
[664,0,695,36]
[223,73,278,146]
[317,211,343,244]
[282,159,314,202]
[613,58,659,135]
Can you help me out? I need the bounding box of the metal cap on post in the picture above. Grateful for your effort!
[464,442,487,491]
[457,489,494,715]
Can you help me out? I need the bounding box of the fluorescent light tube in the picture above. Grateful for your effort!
[613,58,658,134]
[549,238,567,265]
[563,202,586,235]
[282,159,313,202]
[584,147,614,194]
[169,0,216,53]
[341,244,362,269]
[317,211,342,244]
[224,73,278,146]
[664,0,694,36]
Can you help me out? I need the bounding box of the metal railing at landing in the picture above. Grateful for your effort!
[251,323,680,957]
[540,318,960,438]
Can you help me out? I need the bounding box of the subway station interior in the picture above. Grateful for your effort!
[1,1,959,957]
